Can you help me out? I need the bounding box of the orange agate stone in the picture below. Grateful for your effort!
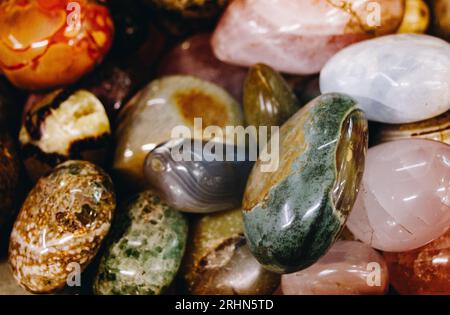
[383,230,450,295]
[0,0,114,90]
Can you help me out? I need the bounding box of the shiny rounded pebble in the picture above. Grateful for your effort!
[320,34,450,124]
[144,138,253,213]
[94,190,188,295]
[9,160,116,294]
[347,139,450,252]
[243,93,368,273]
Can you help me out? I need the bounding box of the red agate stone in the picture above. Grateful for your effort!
[0,0,114,90]
[384,230,450,295]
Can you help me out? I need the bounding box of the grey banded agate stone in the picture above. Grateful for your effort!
[144,138,254,214]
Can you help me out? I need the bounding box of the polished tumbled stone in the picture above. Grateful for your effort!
[320,34,450,124]
[243,93,368,273]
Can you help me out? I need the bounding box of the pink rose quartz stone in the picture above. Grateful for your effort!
[212,0,404,75]
[347,139,450,252]
[158,33,247,102]
[281,241,389,295]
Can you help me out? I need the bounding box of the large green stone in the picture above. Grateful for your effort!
[94,190,188,295]
[243,63,299,129]
[243,93,368,274]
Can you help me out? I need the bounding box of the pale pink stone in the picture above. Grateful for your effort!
[281,241,389,295]
[212,0,404,75]
[158,33,248,102]
[347,139,450,253]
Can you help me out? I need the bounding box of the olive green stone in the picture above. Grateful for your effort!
[244,63,300,129]
[182,208,280,295]
[94,190,188,295]
[243,93,368,274]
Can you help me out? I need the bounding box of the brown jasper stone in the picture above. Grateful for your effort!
[383,230,450,295]
[182,208,280,295]
[374,111,450,145]
[9,160,116,294]
[397,0,430,34]
[113,75,243,190]
[20,89,111,182]
[0,132,19,233]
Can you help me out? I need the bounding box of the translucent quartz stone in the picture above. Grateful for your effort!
[347,139,450,252]
[281,241,389,295]
[320,34,450,124]
[212,0,404,75]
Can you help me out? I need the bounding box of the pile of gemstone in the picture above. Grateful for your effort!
[0,0,448,295]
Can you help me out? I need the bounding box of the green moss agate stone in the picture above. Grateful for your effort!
[244,63,300,128]
[94,190,188,295]
[243,93,368,274]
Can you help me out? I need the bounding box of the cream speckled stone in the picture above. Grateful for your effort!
[9,161,116,293]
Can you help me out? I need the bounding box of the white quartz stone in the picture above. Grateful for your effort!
[320,34,450,124]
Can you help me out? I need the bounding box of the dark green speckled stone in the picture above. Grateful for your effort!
[94,190,188,295]
[243,93,368,274]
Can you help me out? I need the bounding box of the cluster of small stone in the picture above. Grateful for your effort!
[0,0,448,296]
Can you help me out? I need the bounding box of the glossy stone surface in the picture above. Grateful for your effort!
[114,75,243,189]
[144,0,229,35]
[347,139,450,252]
[374,111,450,145]
[144,138,253,213]
[397,0,430,34]
[383,230,450,295]
[9,161,116,293]
[94,190,188,295]
[320,34,450,124]
[243,93,368,273]
[0,0,114,90]
[20,90,111,182]
[281,241,389,295]
[159,33,247,101]
[431,0,450,41]
[244,64,299,129]
[182,208,280,295]
[212,0,404,75]
[0,132,19,232]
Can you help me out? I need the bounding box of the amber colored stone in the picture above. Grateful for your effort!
[244,64,300,129]
[383,230,450,295]
[397,0,430,34]
[374,111,450,145]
